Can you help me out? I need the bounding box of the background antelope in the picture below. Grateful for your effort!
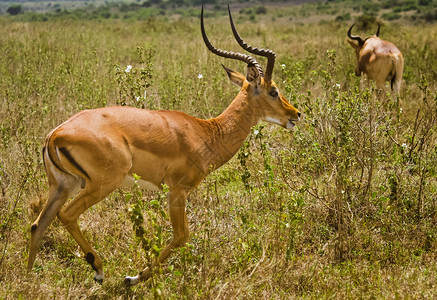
[347,24,404,97]
[27,6,300,286]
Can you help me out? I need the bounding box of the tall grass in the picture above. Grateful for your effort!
[0,9,436,299]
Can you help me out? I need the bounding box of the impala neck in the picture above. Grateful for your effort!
[207,87,260,169]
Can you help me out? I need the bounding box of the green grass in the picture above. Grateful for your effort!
[1,2,437,299]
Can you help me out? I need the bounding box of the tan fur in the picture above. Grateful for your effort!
[348,31,404,96]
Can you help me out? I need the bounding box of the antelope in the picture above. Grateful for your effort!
[347,24,404,96]
[27,6,300,286]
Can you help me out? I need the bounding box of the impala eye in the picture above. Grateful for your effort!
[269,90,278,98]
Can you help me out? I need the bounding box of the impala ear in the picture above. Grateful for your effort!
[347,39,360,50]
[222,64,245,87]
[246,62,261,86]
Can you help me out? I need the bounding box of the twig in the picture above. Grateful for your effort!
[0,174,27,269]
[214,281,229,300]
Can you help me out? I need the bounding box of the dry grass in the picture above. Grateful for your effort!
[1,4,437,299]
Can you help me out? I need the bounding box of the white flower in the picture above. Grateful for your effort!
[136,96,140,102]
[253,129,259,135]
[125,65,132,73]
[402,143,407,148]
[198,73,203,79]
[281,64,286,69]
[336,83,341,88]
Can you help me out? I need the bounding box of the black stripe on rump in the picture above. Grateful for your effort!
[58,147,91,180]
[390,72,396,91]
[44,146,67,175]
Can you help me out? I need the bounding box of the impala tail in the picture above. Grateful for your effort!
[28,134,82,272]
[392,55,404,94]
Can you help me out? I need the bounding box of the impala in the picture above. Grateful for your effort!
[347,24,404,96]
[27,6,300,286]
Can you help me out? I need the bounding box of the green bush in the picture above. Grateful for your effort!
[6,4,22,15]
[382,12,401,20]
[255,6,267,15]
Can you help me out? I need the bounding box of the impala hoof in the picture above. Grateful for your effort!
[124,275,139,286]
[94,273,104,284]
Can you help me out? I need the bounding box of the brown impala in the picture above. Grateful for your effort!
[27,5,300,285]
[347,24,404,96]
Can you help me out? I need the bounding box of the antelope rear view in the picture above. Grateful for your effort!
[347,23,404,97]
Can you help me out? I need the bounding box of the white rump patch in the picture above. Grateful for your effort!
[45,148,81,195]
[121,175,160,191]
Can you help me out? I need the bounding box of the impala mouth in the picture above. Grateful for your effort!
[265,116,297,129]
[286,119,297,129]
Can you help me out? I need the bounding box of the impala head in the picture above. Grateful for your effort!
[201,5,300,129]
[347,23,381,53]
[347,23,382,76]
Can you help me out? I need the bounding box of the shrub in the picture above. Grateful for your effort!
[255,6,267,15]
[6,4,22,15]
[355,14,378,30]
[382,12,401,20]
[423,8,437,22]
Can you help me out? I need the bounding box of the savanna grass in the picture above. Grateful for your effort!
[1,6,437,299]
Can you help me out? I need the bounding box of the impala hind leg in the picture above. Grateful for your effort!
[57,179,124,282]
[124,188,189,286]
[374,77,386,97]
[28,174,80,273]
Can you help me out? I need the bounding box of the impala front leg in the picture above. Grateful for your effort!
[124,188,189,286]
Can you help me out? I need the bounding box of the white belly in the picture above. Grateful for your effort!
[121,175,160,191]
